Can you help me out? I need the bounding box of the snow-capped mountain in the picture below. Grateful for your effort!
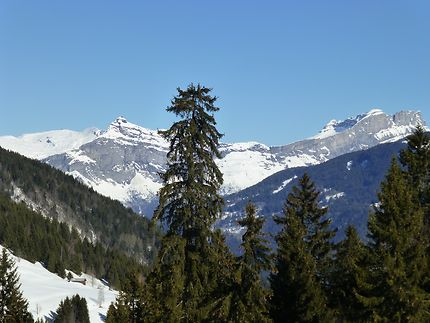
[0,109,425,216]
[0,128,101,159]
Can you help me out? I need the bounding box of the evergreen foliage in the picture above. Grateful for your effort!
[142,235,186,322]
[0,193,146,288]
[149,84,230,321]
[276,173,336,288]
[0,248,33,323]
[55,294,90,323]
[331,226,373,322]
[399,125,430,207]
[105,273,146,323]
[270,174,333,322]
[0,147,160,265]
[366,159,429,321]
[270,205,329,322]
[234,202,271,322]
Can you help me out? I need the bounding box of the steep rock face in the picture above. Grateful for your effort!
[271,109,422,160]
[0,109,425,216]
[45,117,168,215]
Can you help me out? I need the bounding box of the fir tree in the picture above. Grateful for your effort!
[270,174,334,322]
[270,206,329,322]
[331,226,374,322]
[399,125,430,207]
[235,202,272,322]
[142,236,186,322]
[0,248,33,323]
[367,159,429,321]
[105,272,145,323]
[285,174,336,283]
[149,84,229,321]
[55,294,89,323]
[208,203,272,322]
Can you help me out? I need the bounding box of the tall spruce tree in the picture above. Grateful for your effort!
[237,202,271,322]
[331,226,374,322]
[399,125,430,207]
[399,125,430,292]
[215,202,271,322]
[270,207,329,322]
[0,248,33,323]
[367,159,429,321]
[279,173,336,287]
[150,84,228,321]
[270,174,333,322]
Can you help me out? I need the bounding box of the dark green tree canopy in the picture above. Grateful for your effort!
[154,83,224,238]
[276,173,336,278]
[142,84,232,322]
[0,248,33,323]
[367,159,429,321]
[238,202,271,273]
[271,174,333,322]
[55,294,90,323]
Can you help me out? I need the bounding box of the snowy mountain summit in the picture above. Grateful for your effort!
[312,109,421,142]
[0,109,425,216]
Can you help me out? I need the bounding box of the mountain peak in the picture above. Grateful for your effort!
[101,116,168,149]
[312,109,420,140]
[364,108,384,116]
[114,116,128,124]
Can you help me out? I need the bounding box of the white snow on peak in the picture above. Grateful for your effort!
[0,128,101,160]
[311,109,394,140]
[0,245,117,322]
[365,108,384,116]
[102,116,168,149]
[220,141,269,152]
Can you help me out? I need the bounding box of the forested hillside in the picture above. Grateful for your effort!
[0,147,160,267]
[0,193,145,287]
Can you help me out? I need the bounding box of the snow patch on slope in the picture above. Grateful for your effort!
[67,171,162,205]
[218,150,284,194]
[325,192,345,202]
[0,246,117,322]
[273,176,297,194]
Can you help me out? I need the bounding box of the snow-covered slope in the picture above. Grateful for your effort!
[0,109,426,216]
[0,246,117,322]
[0,128,101,159]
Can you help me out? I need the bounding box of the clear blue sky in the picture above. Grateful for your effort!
[1,1,429,145]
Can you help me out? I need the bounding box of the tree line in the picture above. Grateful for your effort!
[106,84,430,322]
[0,192,148,288]
[0,146,160,265]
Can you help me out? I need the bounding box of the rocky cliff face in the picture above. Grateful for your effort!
[34,109,425,216]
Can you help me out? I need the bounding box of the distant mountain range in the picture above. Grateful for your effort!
[0,109,424,220]
[221,139,407,250]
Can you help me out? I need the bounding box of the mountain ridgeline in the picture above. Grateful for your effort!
[0,146,160,283]
[0,109,420,218]
[221,139,408,247]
